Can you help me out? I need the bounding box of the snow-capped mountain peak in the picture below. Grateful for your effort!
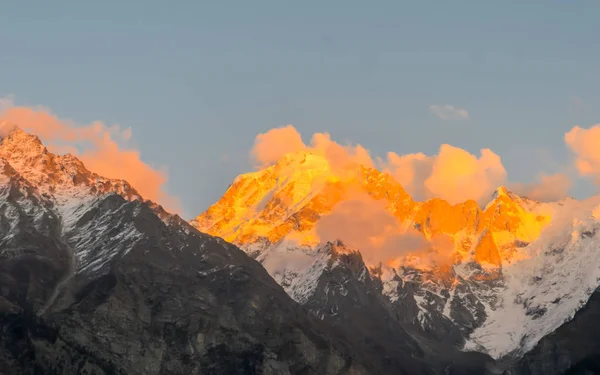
[192,149,415,249]
[191,150,600,366]
[0,124,141,202]
[192,152,545,272]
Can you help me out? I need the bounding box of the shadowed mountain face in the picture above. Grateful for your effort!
[511,287,600,375]
[0,196,370,374]
[0,126,499,374]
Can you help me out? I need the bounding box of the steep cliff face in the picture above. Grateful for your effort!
[512,286,600,375]
[192,149,600,370]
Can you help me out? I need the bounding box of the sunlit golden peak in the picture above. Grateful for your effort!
[489,185,529,204]
[0,123,43,150]
[233,151,330,184]
[0,121,23,138]
[277,150,322,166]
[493,185,509,199]
[193,150,554,275]
[0,125,51,172]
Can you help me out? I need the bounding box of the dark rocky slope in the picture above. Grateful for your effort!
[0,187,369,374]
[294,242,502,375]
[512,287,600,375]
[0,189,495,374]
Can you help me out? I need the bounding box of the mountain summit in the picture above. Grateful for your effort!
[192,149,549,269]
[192,151,416,250]
[0,123,140,202]
[193,149,600,373]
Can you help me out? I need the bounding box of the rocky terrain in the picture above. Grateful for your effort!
[193,149,600,375]
[4,123,600,374]
[0,125,501,374]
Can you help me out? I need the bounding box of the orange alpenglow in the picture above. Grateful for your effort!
[192,125,553,272]
[0,102,180,213]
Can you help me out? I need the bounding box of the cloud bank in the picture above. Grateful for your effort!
[383,145,507,205]
[252,125,516,206]
[251,125,374,175]
[315,193,454,269]
[252,125,577,207]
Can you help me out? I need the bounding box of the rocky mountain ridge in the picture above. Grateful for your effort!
[193,149,600,374]
[0,125,499,374]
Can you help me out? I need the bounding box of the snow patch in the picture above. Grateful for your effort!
[464,196,600,358]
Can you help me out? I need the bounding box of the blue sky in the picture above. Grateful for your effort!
[2,1,600,217]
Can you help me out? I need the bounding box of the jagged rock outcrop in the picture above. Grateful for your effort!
[510,287,600,375]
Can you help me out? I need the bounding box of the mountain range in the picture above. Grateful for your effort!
[2,123,600,374]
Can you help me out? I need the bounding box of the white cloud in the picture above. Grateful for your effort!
[429,104,470,121]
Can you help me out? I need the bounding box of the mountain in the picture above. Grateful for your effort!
[193,149,600,374]
[0,124,501,374]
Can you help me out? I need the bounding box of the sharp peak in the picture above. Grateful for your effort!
[486,186,531,209]
[323,240,361,255]
[0,125,95,174]
[0,122,27,139]
[0,123,49,160]
[0,122,44,146]
[282,149,317,159]
[492,185,516,200]
[271,151,384,179]
[275,150,326,166]
[0,122,150,210]
[494,185,509,195]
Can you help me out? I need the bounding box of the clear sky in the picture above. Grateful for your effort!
[2,1,600,218]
